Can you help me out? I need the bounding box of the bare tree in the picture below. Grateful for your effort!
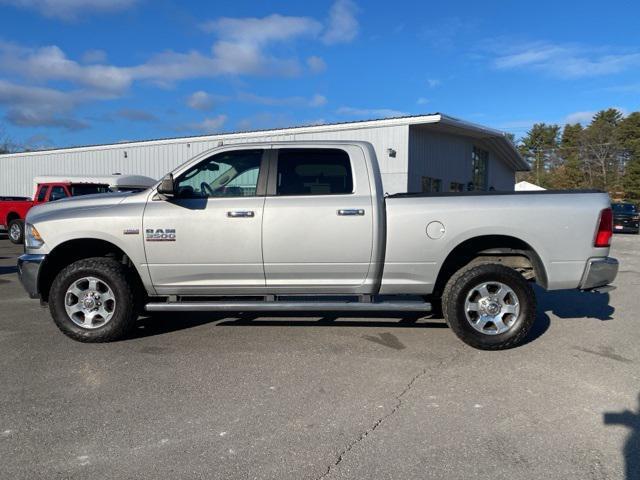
[0,125,18,154]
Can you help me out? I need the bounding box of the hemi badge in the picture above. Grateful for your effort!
[123,228,140,235]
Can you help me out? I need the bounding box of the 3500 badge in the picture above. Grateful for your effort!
[145,228,176,242]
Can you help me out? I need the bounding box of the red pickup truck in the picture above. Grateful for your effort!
[1,175,156,244]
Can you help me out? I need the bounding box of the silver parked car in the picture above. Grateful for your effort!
[17,141,618,349]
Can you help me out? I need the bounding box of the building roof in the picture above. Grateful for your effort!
[0,113,529,171]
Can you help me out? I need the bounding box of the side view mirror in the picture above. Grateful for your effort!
[157,173,175,197]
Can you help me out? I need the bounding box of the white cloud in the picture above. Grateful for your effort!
[336,106,406,118]
[564,107,627,125]
[426,78,441,88]
[0,0,140,20]
[201,14,322,44]
[0,79,88,129]
[309,94,327,107]
[81,49,107,64]
[603,83,640,93]
[494,119,539,132]
[420,17,471,51]
[6,108,88,129]
[0,43,131,94]
[236,112,294,131]
[238,92,327,108]
[189,115,228,133]
[187,91,216,111]
[306,55,326,73]
[491,41,640,78]
[564,110,596,125]
[416,97,429,105]
[115,108,157,122]
[322,0,359,45]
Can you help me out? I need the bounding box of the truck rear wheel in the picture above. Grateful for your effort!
[8,219,24,244]
[49,257,137,342]
[442,263,536,350]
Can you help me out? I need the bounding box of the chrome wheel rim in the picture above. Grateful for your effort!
[64,277,116,329]
[464,281,520,335]
[9,223,21,242]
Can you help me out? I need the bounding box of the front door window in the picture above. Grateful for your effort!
[175,149,263,198]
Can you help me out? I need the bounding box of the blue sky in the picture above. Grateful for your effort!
[0,0,639,149]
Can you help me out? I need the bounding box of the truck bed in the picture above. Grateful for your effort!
[381,190,611,293]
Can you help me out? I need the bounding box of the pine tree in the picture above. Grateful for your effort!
[619,112,640,202]
[624,159,640,203]
[518,123,560,187]
[554,123,585,189]
[583,109,624,193]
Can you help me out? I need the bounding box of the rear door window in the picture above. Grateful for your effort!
[275,148,353,196]
[48,186,69,202]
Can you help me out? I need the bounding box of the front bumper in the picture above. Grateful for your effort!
[579,257,619,290]
[17,254,46,299]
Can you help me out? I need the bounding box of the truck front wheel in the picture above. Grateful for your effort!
[49,257,137,342]
[442,263,536,350]
[8,219,24,244]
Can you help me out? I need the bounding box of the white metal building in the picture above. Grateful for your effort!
[0,113,527,198]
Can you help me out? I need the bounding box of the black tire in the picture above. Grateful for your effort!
[442,263,536,350]
[8,219,24,244]
[49,257,137,342]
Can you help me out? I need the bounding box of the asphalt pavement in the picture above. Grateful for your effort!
[0,235,638,479]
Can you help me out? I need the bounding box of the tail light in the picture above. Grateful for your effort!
[594,208,612,247]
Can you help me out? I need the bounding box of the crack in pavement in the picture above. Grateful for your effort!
[315,358,447,480]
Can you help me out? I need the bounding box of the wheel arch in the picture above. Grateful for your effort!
[433,234,548,297]
[39,238,147,303]
[6,211,22,224]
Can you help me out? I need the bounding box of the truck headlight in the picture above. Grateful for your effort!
[25,224,44,249]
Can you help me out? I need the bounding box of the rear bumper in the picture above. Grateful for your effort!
[579,257,619,290]
[17,254,46,299]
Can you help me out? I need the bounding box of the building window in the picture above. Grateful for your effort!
[472,146,489,191]
[450,182,464,192]
[421,176,442,193]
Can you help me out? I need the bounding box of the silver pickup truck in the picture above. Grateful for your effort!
[17,141,618,349]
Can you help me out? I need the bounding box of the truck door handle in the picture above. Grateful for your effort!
[337,209,365,216]
[227,210,255,218]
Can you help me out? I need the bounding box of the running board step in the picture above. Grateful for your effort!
[145,300,431,313]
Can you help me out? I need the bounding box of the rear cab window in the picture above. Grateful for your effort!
[275,148,353,196]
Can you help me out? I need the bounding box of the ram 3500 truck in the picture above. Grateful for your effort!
[17,141,618,349]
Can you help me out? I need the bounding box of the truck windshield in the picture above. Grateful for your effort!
[612,203,637,214]
[70,184,110,196]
